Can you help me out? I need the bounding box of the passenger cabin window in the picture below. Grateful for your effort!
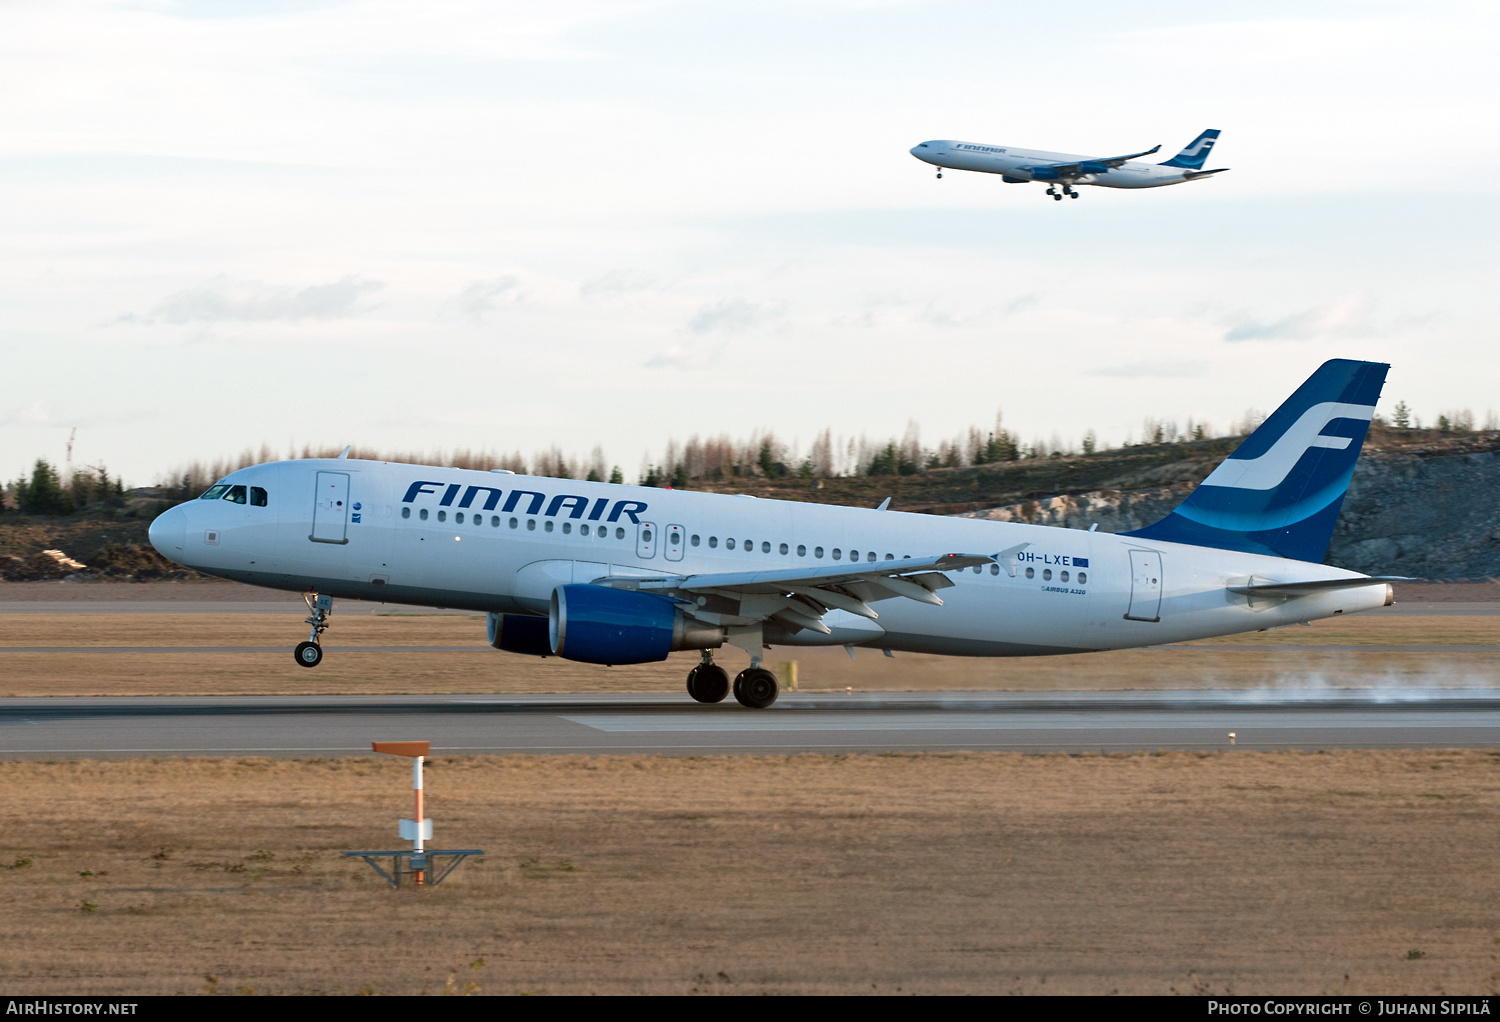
[437,510,447,522]
[420,508,429,521]
[199,484,230,500]
[1025,566,1034,579]
[250,487,269,507]
[814,547,824,558]
[1078,572,1087,584]
[401,507,411,519]
[456,512,465,524]
[762,541,771,554]
[797,545,805,556]
[726,539,735,550]
[709,536,718,548]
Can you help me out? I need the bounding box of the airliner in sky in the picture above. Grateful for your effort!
[910,129,1228,200]
[151,359,1399,709]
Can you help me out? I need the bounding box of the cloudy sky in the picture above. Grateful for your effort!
[2,0,1496,484]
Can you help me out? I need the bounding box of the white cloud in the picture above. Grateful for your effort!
[1224,295,1376,343]
[141,275,383,323]
[688,298,781,334]
[451,276,521,321]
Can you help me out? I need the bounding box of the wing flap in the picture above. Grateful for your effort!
[599,552,992,596]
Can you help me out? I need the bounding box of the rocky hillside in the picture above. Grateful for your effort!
[959,445,1500,580]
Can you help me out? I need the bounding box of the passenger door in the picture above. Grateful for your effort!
[311,471,350,544]
[1124,549,1162,622]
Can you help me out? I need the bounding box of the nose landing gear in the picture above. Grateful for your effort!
[294,593,333,668]
[936,170,943,179]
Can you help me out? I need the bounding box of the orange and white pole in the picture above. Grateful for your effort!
[413,753,425,886]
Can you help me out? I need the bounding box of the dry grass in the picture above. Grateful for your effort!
[0,612,1495,697]
[1,751,1499,994]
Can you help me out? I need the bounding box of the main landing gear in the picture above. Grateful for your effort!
[1046,185,1079,201]
[686,652,778,708]
[294,593,333,668]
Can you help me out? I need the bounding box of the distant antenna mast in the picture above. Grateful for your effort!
[65,427,77,485]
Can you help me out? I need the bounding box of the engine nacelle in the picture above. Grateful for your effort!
[1027,166,1059,180]
[487,612,553,657]
[549,585,722,665]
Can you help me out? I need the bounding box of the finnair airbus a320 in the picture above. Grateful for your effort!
[151,359,1400,709]
[910,129,1228,200]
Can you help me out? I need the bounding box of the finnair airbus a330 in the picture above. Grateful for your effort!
[151,359,1399,709]
[910,129,1228,200]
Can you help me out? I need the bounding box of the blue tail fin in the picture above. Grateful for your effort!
[1121,359,1388,563]
[1159,129,1221,169]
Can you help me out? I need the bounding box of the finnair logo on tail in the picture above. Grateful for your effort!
[1199,402,1374,492]
[1180,137,1215,157]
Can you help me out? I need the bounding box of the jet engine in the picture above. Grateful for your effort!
[549,585,722,665]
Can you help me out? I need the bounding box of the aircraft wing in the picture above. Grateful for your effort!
[1023,144,1161,177]
[592,547,1031,635]
[1226,576,1411,598]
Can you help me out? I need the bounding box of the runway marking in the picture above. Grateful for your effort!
[560,712,1500,733]
[0,646,486,653]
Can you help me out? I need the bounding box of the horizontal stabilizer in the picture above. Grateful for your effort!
[1184,167,1230,179]
[1227,576,1412,598]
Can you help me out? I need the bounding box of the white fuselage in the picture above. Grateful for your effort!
[910,140,1199,189]
[149,459,1390,658]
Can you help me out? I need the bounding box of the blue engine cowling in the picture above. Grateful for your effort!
[487,613,553,657]
[550,585,722,665]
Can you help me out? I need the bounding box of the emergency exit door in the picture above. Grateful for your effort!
[1125,549,1162,622]
[311,472,350,544]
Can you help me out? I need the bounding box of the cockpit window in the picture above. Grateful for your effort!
[918,143,929,148]
[250,486,268,507]
[222,485,248,504]
[199,484,230,500]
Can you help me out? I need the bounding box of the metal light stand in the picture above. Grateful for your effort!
[344,741,483,889]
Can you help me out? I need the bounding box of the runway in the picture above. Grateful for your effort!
[3,689,1498,758]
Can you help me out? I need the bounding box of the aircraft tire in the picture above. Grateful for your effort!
[293,641,323,668]
[1052,193,1062,201]
[733,668,779,709]
[687,664,730,704]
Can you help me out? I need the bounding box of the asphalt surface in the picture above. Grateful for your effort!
[3,690,1498,758]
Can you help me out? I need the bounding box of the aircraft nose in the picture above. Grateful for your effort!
[148,506,187,562]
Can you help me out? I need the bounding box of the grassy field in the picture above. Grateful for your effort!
[1,750,1498,995]
[0,610,1495,697]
